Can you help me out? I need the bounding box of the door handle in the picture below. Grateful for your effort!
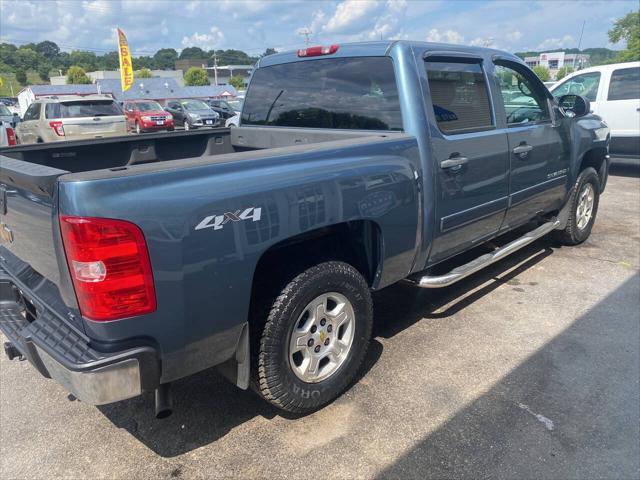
[440,156,469,170]
[513,144,533,156]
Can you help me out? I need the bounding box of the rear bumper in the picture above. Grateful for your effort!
[0,266,160,405]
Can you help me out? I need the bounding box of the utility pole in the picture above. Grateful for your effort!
[211,52,219,86]
[572,20,586,69]
[299,28,312,46]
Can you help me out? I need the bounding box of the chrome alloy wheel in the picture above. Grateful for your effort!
[288,292,355,383]
[576,183,595,230]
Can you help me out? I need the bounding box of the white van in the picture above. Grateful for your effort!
[551,62,640,156]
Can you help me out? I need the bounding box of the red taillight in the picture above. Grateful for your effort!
[6,127,16,146]
[297,44,339,57]
[59,216,156,321]
[49,121,65,136]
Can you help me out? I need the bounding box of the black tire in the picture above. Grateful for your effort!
[253,261,373,413]
[554,167,600,245]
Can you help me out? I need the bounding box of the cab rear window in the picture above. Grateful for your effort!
[242,57,402,131]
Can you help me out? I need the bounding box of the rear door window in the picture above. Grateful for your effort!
[242,57,402,131]
[424,60,494,134]
[23,102,42,121]
[607,67,640,101]
[59,100,122,118]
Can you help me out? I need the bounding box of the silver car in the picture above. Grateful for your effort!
[16,96,127,144]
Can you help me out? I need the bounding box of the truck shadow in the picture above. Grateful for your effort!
[98,236,556,458]
[373,272,640,479]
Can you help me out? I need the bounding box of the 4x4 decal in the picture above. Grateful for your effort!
[195,207,262,231]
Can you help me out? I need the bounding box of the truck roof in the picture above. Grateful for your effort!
[257,40,521,68]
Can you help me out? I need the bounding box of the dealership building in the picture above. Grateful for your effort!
[524,52,590,78]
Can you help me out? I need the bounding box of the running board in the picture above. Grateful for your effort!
[409,219,560,288]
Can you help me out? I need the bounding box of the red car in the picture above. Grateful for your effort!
[123,100,174,134]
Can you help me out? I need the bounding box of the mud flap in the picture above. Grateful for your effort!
[216,323,250,390]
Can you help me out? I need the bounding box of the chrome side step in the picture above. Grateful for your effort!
[409,219,560,288]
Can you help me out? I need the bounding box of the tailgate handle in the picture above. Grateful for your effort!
[440,156,468,170]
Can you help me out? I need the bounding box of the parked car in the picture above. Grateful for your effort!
[0,41,609,419]
[207,99,239,120]
[124,100,174,134]
[0,121,17,147]
[0,103,19,128]
[15,96,127,144]
[164,99,220,130]
[225,113,239,127]
[550,62,640,156]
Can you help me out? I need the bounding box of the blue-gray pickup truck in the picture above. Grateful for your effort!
[0,41,609,418]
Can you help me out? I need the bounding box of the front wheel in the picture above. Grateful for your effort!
[555,167,600,245]
[253,261,373,413]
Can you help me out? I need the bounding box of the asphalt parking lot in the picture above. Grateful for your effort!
[1,161,639,480]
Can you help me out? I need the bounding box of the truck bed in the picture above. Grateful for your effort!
[0,126,398,173]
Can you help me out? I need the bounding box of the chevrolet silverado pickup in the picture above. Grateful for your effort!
[0,41,609,418]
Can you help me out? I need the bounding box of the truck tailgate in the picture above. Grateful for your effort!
[0,156,67,286]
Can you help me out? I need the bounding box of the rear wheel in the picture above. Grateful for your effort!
[555,167,600,245]
[253,261,373,413]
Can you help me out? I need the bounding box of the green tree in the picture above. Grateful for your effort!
[608,11,640,62]
[179,46,206,60]
[37,62,51,81]
[184,67,210,86]
[15,69,27,85]
[137,68,153,78]
[532,65,551,82]
[66,65,92,84]
[153,48,178,69]
[35,40,60,59]
[98,51,119,70]
[556,66,574,81]
[0,43,18,66]
[229,75,244,90]
[260,48,277,58]
[69,51,98,72]
[15,48,40,71]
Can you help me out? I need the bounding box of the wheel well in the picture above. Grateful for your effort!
[579,147,608,187]
[250,221,383,305]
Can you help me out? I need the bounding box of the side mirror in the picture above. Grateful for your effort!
[558,94,590,118]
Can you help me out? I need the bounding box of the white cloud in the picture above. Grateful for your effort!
[536,34,575,51]
[426,28,465,44]
[181,26,225,51]
[324,0,381,34]
[505,30,523,42]
[368,0,407,40]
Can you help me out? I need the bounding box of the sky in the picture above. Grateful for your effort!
[0,0,637,57]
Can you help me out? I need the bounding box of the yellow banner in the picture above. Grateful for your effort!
[117,28,133,92]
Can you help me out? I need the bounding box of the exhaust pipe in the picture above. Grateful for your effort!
[155,383,173,419]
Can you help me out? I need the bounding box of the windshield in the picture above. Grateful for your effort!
[182,100,210,111]
[227,99,243,111]
[0,105,10,116]
[551,72,601,102]
[59,100,123,118]
[242,57,402,131]
[136,101,163,112]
